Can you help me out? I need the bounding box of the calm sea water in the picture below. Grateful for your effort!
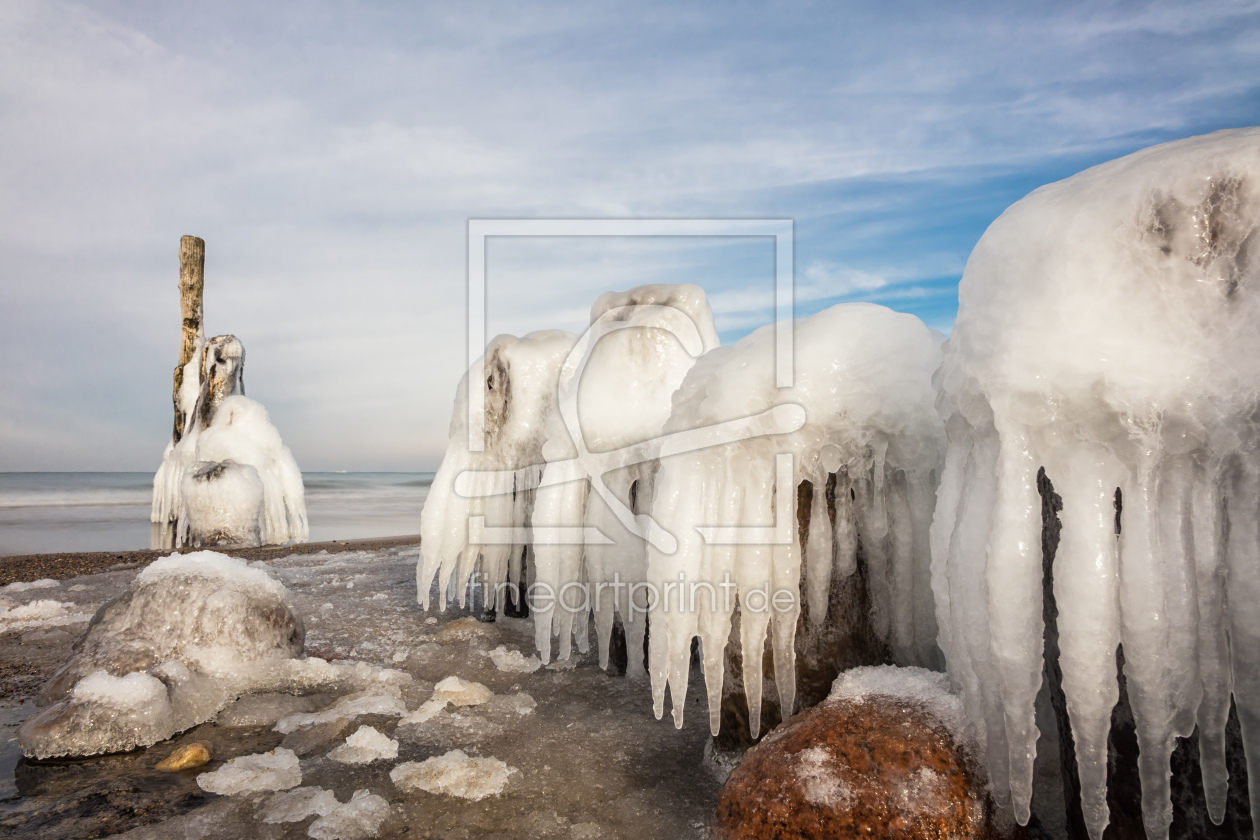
[0,472,432,556]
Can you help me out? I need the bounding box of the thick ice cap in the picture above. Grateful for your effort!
[943,127,1260,432]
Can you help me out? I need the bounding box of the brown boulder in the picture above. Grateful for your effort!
[714,687,993,840]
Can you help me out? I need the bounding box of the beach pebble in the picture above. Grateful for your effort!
[156,742,212,771]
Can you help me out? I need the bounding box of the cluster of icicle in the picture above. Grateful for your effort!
[151,334,307,547]
[646,303,946,736]
[932,127,1260,840]
[417,285,945,737]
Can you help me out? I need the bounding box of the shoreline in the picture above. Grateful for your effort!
[0,534,422,586]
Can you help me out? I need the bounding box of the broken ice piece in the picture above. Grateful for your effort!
[390,749,516,800]
[432,676,493,706]
[328,726,399,764]
[307,789,391,840]
[487,645,542,674]
[197,747,302,795]
[257,786,339,823]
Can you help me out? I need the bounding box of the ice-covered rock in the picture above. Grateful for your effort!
[257,786,340,823]
[307,789,391,840]
[390,749,516,800]
[197,747,302,795]
[646,303,945,737]
[328,725,399,764]
[152,331,307,549]
[19,551,406,759]
[713,666,989,840]
[931,127,1260,838]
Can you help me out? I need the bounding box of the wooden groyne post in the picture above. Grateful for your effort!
[172,235,205,443]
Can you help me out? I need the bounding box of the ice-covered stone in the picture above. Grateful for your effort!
[328,725,399,764]
[390,749,516,800]
[197,747,302,795]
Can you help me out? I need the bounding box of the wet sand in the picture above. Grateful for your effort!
[0,535,423,587]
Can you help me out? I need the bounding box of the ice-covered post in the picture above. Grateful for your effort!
[172,235,205,443]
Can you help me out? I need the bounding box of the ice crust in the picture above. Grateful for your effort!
[647,303,945,736]
[197,747,302,795]
[828,665,968,745]
[152,351,308,548]
[932,127,1260,838]
[389,749,516,800]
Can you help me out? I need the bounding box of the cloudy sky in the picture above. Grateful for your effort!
[3,0,1259,472]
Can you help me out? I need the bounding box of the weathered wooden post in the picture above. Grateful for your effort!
[172,235,205,443]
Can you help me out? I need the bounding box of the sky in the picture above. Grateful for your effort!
[2,0,1259,472]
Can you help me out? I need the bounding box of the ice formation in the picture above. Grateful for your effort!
[389,749,516,800]
[418,284,721,679]
[828,664,968,743]
[646,303,945,736]
[18,551,409,759]
[418,329,577,611]
[931,127,1260,839]
[197,747,303,795]
[152,332,307,549]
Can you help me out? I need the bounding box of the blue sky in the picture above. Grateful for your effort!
[2,0,1259,470]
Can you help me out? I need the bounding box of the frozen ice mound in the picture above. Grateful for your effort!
[645,302,946,737]
[307,789,391,840]
[327,725,399,764]
[18,551,410,759]
[390,749,516,800]
[931,127,1260,839]
[153,379,308,548]
[197,747,302,795]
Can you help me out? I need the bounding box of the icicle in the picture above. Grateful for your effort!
[833,468,858,578]
[1191,459,1231,825]
[770,460,801,721]
[1117,443,1177,840]
[804,472,834,624]
[1225,454,1260,838]
[887,470,916,663]
[1046,443,1123,840]
[984,420,1043,824]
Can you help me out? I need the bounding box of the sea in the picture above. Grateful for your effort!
[0,472,433,557]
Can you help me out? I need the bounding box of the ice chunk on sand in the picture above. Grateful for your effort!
[401,699,448,725]
[328,726,399,764]
[487,645,542,673]
[258,786,339,823]
[307,789,391,840]
[0,600,88,633]
[390,749,516,800]
[1,578,58,594]
[432,676,493,707]
[197,747,301,795]
[932,127,1260,838]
